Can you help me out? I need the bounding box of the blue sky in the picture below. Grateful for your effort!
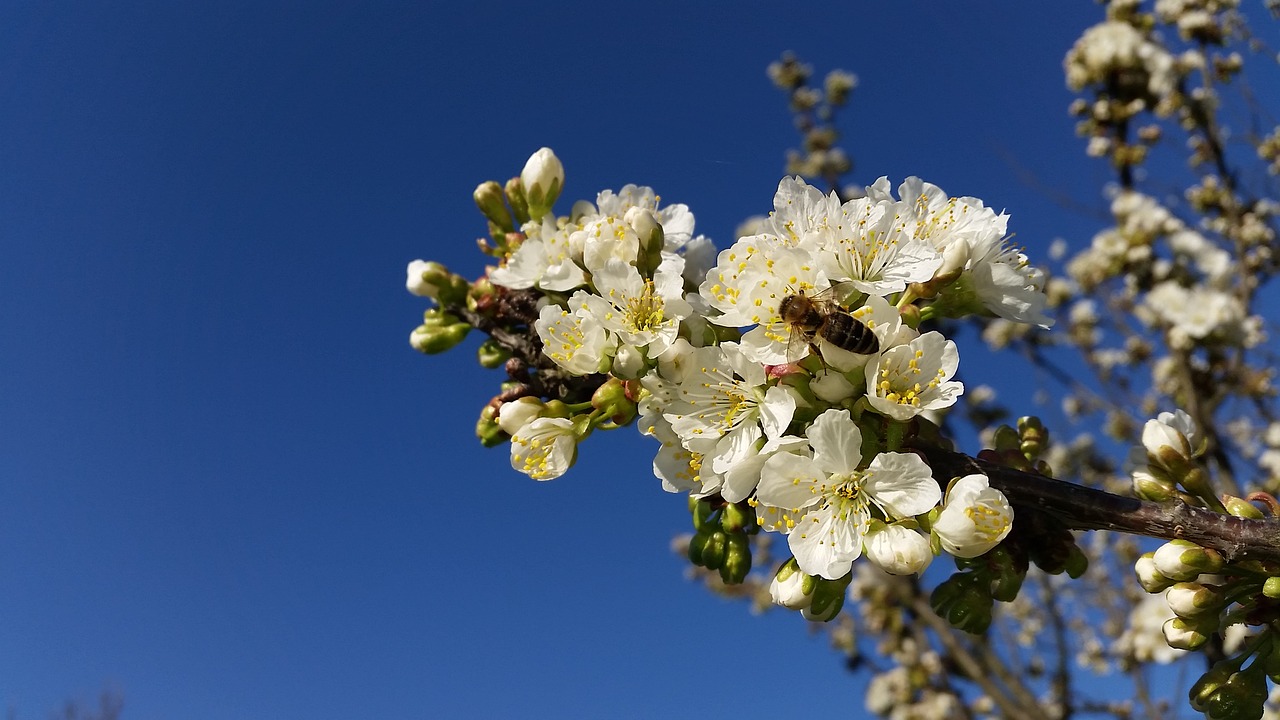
[0,2,1200,718]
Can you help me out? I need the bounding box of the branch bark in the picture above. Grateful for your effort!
[917,446,1280,564]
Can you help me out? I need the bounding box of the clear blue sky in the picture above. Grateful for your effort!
[0,2,1175,718]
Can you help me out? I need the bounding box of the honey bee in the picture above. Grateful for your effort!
[778,286,879,362]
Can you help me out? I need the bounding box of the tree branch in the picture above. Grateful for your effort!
[917,446,1280,564]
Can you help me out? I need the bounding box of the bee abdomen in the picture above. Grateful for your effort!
[819,313,879,355]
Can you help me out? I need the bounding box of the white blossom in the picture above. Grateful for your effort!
[866,331,963,421]
[662,343,797,476]
[534,292,615,375]
[755,409,940,580]
[932,474,1013,557]
[510,417,578,481]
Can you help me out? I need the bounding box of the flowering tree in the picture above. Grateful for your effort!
[406,2,1280,718]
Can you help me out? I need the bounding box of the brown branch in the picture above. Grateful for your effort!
[917,446,1280,564]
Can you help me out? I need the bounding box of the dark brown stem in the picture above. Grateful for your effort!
[917,446,1280,564]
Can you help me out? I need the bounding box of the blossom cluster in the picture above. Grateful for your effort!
[408,148,1056,603]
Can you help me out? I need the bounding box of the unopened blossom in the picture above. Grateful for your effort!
[1152,539,1222,581]
[866,331,963,421]
[575,184,695,271]
[932,474,1012,557]
[863,524,933,575]
[510,417,578,481]
[755,409,941,580]
[534,293,615,375]
[1142,409,1201,460]
[405,259,438,298]
[521,147,564,219]
[496,396,544,436]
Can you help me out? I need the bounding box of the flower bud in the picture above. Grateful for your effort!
[992,425,1021,452]
[410,320,471,354]
[475,405,506,448]
[1153,540,1223,581]
[504,176,530,225]
[1204,669,1268,720]
[1224,496,1264,519]
[933,240,971,282]
[864,524,932,575]
[611,343,648,380]
[1162,615,1215,650]
[1166,582,1221,618]
[802,573,851,622]
[496,396,544,436]
[720,502,753,533]
[1143,409,1200,461]
[1190,660,1237,712]
[1132,467,1177,502]
[700,530,728,570]
[687,526,713,566]
[719,532,752,584]
[1135,552,1175,593]
[770,558,816,610]
[591,376,638,426]
[521,147,564,221]
[1266,577,1280,599]
[473,181,515,233]
[477,338,510,369]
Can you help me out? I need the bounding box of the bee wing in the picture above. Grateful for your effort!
[785,322,813,363]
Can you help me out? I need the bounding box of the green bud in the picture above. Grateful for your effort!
[720,502,752,533]
[543,400,571,419]
[687,526,713,566]
[1224,496,1265,519]
[691,498,714,530]
[1177,465,1218,503]
[467,276,496,313]
[1133,468,1177,502]
[803,574,851,622]
[1063,544,1088,579]
[701,531,728,570]
[410,320,471,354]
[719,533,752,584]
[992,425,1021,452]
[504,177,530,225]
[477,339,510,368]
[1264,577,1280,599]
[473,181,515,233]
[475,406,506,448]
[591,377,637,425]
[1191,660,1238,712]
[990,565,1026,603]
[1204,669,1268,720]
[946,584,994,635]
[898,303,921,329]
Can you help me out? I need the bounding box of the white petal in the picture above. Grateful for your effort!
[864,452,941,518]
[788,504,861,580]
[806,409,863,476]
